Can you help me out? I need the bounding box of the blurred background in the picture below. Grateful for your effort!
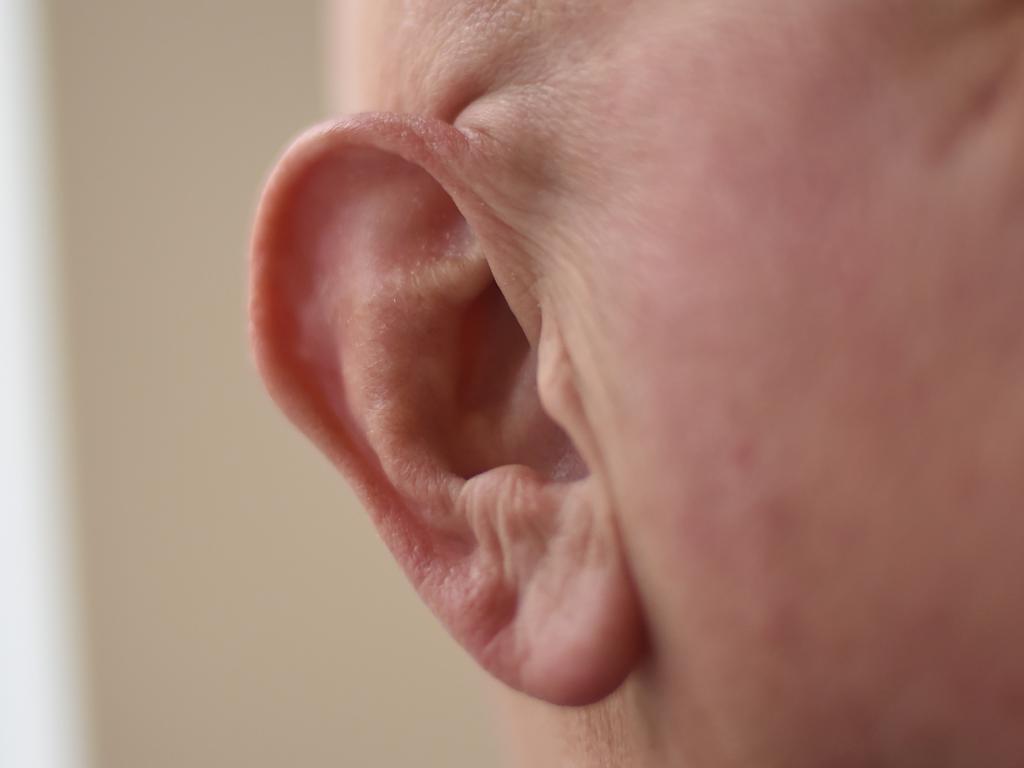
[1,1,500,766]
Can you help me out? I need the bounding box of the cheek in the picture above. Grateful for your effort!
[607,244,1024,765]
[581,81,1024,764]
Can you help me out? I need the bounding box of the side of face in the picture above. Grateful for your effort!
[255,1,1024,765]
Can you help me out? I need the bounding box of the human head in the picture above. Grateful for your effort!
[251,1,1024,765]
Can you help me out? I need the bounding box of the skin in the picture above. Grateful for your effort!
[253,1,1024,765]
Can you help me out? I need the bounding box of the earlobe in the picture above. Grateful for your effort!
[250,113,645,705]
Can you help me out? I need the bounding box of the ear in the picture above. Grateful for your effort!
[249,113,645,705]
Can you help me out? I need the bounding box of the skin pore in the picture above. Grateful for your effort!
[256,1,1024,765]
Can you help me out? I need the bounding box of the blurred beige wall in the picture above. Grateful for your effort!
[44,2,498,766]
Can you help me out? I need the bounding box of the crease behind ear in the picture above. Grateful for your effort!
[250,113,645,705]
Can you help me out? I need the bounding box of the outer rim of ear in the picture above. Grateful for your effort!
[248,113,478,579]
[250,111,482,501]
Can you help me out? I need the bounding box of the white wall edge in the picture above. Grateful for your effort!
[0,0,88,766]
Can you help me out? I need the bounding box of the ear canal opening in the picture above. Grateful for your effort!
[448,276,589,485]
